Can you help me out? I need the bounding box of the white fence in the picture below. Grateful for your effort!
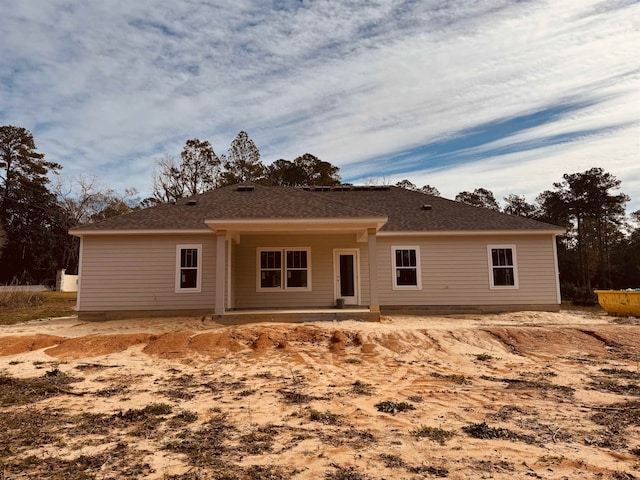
[56,269,78,292]
[0,285,47,292]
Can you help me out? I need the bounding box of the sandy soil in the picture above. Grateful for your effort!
[0,310,639,479]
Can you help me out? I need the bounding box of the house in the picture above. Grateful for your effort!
[69,183,564,321]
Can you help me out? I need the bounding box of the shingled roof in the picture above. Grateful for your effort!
[308,186,561,232]
[70,182,562,233]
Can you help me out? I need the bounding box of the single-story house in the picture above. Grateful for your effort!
[70,183,565,321]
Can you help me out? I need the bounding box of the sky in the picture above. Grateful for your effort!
[1,0,639,211]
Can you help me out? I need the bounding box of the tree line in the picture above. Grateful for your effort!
[151,131,340,204]
[1,124,638,303]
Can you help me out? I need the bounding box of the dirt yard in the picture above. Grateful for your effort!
[0,310,639,479]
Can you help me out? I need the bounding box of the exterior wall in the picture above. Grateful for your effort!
[377,234,559,306]
[77,231,560,316]
[233,233,369,309]
[78,234,217,312]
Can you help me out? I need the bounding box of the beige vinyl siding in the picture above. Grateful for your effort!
[78,234,216,312]
[378,234,559,306]
[234,233,369,309]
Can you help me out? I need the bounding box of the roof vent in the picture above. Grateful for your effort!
[422,204,432,210]
[186,200,197,206]
[236,185,255,192]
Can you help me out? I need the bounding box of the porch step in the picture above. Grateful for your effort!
[215,308,379,325]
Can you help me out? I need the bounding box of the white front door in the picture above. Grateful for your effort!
[334,249,360,305]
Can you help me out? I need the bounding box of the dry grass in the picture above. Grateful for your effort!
[0,291,76,325]
[411,425,456,444]
[0,367,82,406]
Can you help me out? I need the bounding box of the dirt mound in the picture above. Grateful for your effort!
[482,327,609,357]
[187,331,246,358]
[281,325,330,344]
[578,326,640,360]
[377,332,408,353]
[251,332,286,353]
[582,326,640,347]
[46,333,153,360]
[142,332,195,359]
[330,330,367,353]
[0,334,64,356]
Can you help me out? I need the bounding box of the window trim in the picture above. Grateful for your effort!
[256,247,312,292]
[175,244,202,293]
[487,244,519,289]
[391,245,422,290]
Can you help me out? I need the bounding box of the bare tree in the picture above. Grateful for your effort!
[152,139,222,202]
[55,176,139,273]
[362,176,390,186]
[152,154,186,203]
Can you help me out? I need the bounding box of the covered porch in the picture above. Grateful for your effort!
[205,215,387,319]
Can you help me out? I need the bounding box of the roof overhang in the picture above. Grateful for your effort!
[377,229,565,237]
[69,228,213,237]
[70,224,562,238]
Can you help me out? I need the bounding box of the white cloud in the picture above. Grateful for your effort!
[0,0,638,210]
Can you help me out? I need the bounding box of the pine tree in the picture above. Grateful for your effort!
[0,125,63,282]
[221,131,264,185]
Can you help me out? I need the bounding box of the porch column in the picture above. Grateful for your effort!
[367,228,380,312]
[215,230,227,315]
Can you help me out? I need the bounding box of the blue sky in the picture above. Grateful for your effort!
[1,0,638,210]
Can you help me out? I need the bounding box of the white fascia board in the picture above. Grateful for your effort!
[377,229,565,237]
[69,229,213,237]
[205,217,388,232]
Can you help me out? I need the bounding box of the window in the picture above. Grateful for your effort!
[286,250,308,288]
[488,245,519,289]
[259,250,282,288]
[176,245,202,292]
[392,246,421,290]
[257,248,311,291]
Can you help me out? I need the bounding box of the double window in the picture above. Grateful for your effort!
[176,245,202,292]
[258,248,311,291]
[488,245,518,289]
[392,246,422,290]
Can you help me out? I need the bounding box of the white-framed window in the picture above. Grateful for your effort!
[392,246,422,290]
[488,245,519,289]
[176,244,202,293]
[259,249,282,289]
[257,247,311,291]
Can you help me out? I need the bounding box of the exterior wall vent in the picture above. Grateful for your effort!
[422,204,432,210]
[236,185,255,192]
